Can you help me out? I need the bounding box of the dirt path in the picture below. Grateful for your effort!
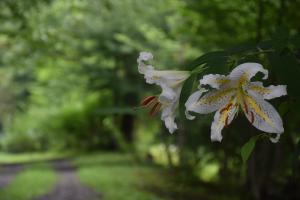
[0,164,23,188]
[35,160,100,200]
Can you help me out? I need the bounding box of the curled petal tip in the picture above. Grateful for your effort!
[185,110,195,120]
[199,74,227,89]
[168,126,177,134]
[270,134,281,143]
[138,52,153,62]
[281,85,287,96]
[211,133,223,142]
[262,68,268,80]
[229,62,268,80]
[163,116,178,134]
[211,137,222,143]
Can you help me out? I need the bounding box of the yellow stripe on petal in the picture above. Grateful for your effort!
[243,93,283,134]
[248,82,287,100]
[244,94,273,126]
[191,88,235,114]
[199,88,235,105]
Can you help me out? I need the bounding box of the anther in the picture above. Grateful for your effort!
[141,96,156,107]
[149,102,161,116]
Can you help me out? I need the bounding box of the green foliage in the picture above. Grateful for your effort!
[240,135,261,163]
[0,164,57,200]
[187,51,229,72]
[0,132,44,153]
[0,0,299,199]
[75,152,239,200]
[76,153,163,200]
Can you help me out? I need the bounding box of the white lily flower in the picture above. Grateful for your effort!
[185,63,287,142]
[137,52,190,133]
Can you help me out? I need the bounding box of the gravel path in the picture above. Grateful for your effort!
[0,164,23,188]
[35,160,100,200]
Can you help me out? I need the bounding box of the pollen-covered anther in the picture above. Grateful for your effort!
[149,102,162,116]
[140,95,157,107]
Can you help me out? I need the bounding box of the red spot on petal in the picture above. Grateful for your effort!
[220,103,233,114]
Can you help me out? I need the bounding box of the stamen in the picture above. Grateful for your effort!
[141,96,156,107]
[225,115,229,127]
[243,101,249,114]
[149,102,161,116]
[250,111,255,124]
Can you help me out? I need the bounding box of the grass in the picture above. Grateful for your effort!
[0,163,57,200]
[74,152,240,200]
[0,151,71,164]
[0,151,239,200]
[75,153,165,200]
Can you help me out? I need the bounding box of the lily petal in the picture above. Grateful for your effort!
[187,87,235,114]
[159,83,178,104]
[270,134,281,143]
[148,70,190,88]
[161,103,178,133]
[200,74,230,89]
[229,63,268,82]
[242,91,284,142]
[137,52,154,75]
[137,52,190,134]
[137,53,189,85]
[185,88,208,120]
[211,98,238,142]
[137,52,190,104]
[247,82,287,100]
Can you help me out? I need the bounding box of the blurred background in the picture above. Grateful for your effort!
[0,0,299,200]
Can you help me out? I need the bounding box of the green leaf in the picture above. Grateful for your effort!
[179,74,196,120]
[186,51,229,71]
[227,41,257,54]
[268,51,300,110]
[241,135,261,163]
